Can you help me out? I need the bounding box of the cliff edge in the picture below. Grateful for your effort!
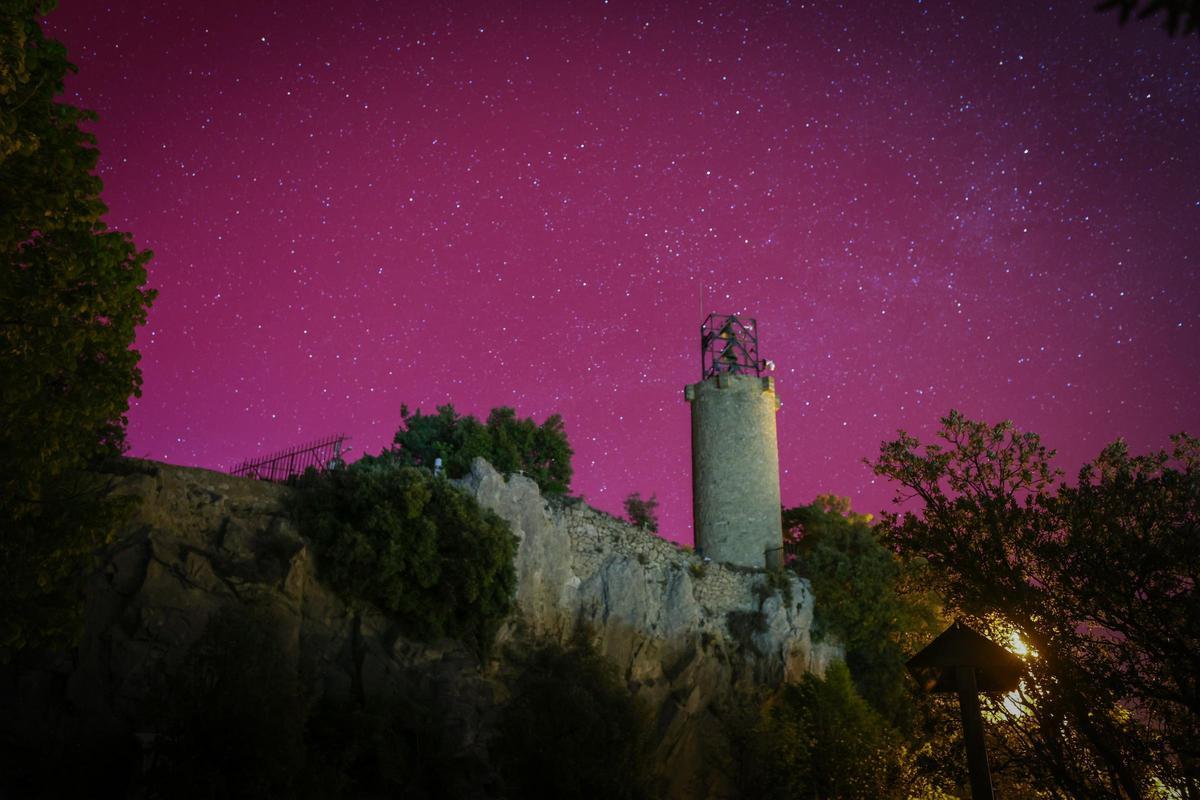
[1,458,836,797]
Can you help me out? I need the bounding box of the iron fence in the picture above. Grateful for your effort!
[229,434,350,482]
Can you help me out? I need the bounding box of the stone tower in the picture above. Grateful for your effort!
[684,314,783,568]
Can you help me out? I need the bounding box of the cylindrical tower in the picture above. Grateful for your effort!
[685,315,783,568]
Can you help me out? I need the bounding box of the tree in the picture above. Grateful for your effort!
[1097,0,1200,36]
[871,411,1199,798]
[493,634,654,800]
[291,455,518,649]
[734,661,916,800]
[623,491,659,533]
[0,0,155,657]
[782,495,942,735]
[391,403,573,495]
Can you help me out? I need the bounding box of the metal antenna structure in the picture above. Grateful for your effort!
[700,313,763,380]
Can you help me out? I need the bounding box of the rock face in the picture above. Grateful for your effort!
[1,458,836,798]
[462,458,836,797]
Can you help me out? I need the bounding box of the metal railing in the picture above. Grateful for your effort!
[229,434,350,482]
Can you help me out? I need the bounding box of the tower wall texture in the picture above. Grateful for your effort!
[685,373,783,568]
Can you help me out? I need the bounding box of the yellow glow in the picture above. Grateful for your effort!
[991,631,1035,719]
[1000,683,1030,718]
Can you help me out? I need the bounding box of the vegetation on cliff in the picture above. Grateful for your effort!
[740,495,949,798]
[623,491,660,533]
[292,455,518,648]
[391,403,573,495]
[494,634,655,800]
[733,661,916,800]
[782,494,942,732]
[0,0,155,658]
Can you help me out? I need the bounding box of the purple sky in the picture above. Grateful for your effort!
[48,1,1199,544]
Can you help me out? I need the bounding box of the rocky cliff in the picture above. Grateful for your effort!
[2,458,835,797]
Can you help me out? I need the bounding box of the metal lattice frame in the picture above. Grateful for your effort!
[700,313,762,380]
[230,434,350,482]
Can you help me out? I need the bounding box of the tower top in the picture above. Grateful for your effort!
[700,313,768,381]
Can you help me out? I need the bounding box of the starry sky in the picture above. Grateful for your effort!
[47,1,1200,543]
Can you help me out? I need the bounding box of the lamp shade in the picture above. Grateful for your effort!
[906,619,1025,694]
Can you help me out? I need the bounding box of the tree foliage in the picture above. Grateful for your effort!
[872,411,1199,798]
[392,403,573,495]
[493,634,655,800]
[145,605,307,800]
[623,491,659,533]
[292,456,518,649]
[1097,0,1200,35]
[783,495,942,733]
[0,0,155,657]
[734,661,918,800]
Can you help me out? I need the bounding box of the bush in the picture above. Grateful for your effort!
[734,662,914,800]
[623,491,659,532]
[145,604,307,799]
[392,404,573,494]
[493,635,655,800]
[292,455,518,648]
[783,495,941,732]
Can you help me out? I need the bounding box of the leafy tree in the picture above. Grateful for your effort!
[734,661,917,800]
[392,403,573,495]
[493,634,655,800]
[623,491,659,533]
[871,411,1199,798]
[782,495,942,733]
[0,0,155,657]
[291,455,518,649]
[1097,0,1200,35]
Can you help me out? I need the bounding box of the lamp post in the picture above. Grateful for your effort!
[906,619,1025,800]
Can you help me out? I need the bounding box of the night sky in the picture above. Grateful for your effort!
[47,1,1200,544]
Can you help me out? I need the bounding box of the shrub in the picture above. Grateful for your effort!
[733,662,914,800]
[623,491,660,532]
[145,604,307,799]
[493,635,655,799]
[292,455,518,648]
[783,495,941,731]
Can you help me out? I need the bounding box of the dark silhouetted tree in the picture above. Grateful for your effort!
[1097,0,1200,35]
[493,634,654,800]
[733,661,918,800]
[872,411,1199,798]
[1,0,155,657]
[782,495,942,735]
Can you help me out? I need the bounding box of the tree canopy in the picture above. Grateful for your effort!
[734,661,918,800]
[493,634,654,800]
[1,0,155,657]
[1097,0,1200,36]
[292,455,518,649]
[872,411,1199,798]
[783,495,942,734]
[391,403,573,495]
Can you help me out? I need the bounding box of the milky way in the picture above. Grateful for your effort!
[48,1,1200,542]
